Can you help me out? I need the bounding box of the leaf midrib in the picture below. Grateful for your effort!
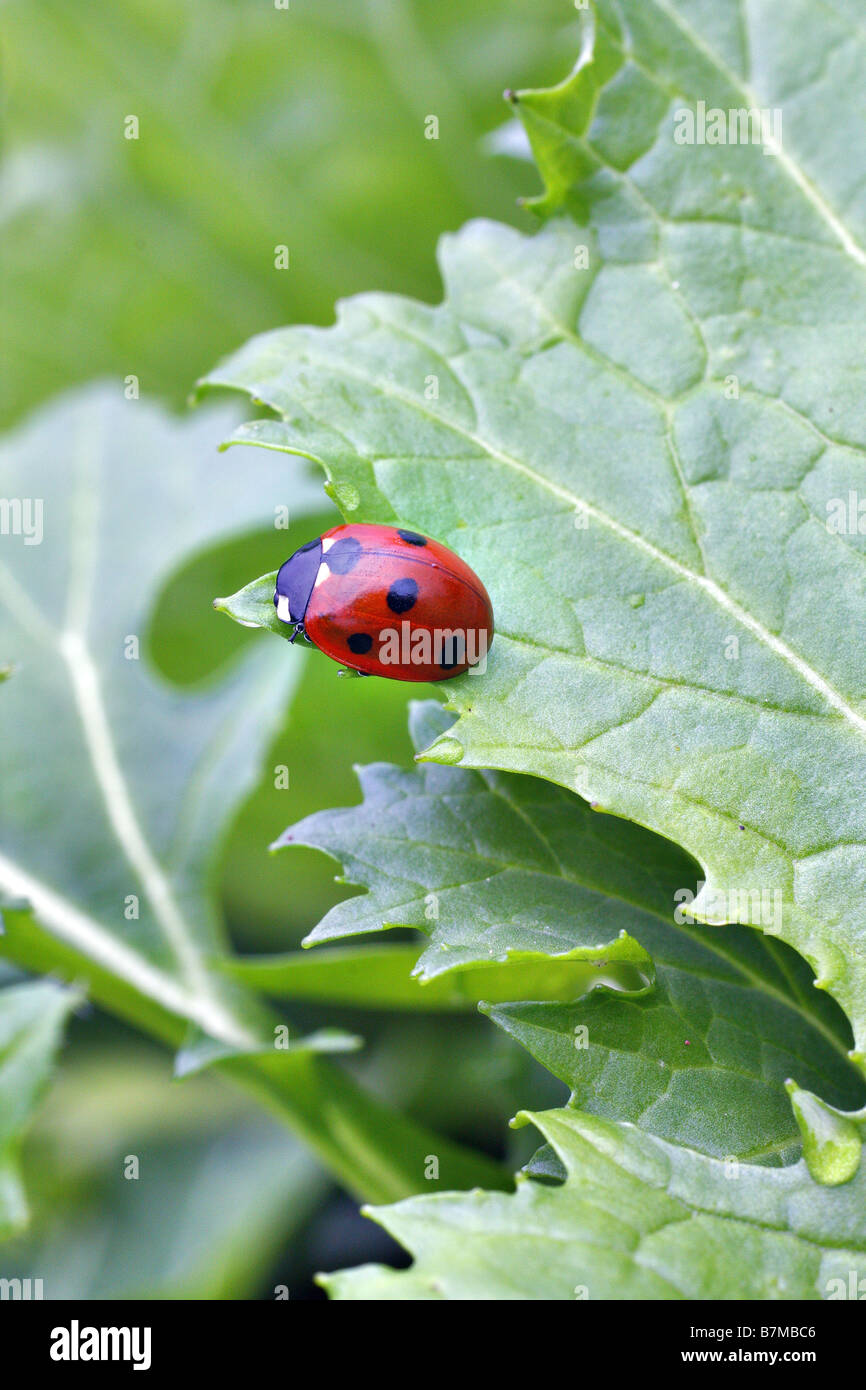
[646,0,866,270]
[0,851,250,1044]
[0,412,256,1049]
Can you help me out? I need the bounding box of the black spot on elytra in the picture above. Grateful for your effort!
[397,530,427,546]
[440,635,461,670]
[327,537,362,573]
[347,632,373,655]
[387,577,418,614]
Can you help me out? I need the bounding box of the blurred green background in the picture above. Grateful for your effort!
[0,0,574,1297]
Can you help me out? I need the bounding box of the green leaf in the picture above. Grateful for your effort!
[173,1023,362,1080]
[214,572,290,643]
[0,0,573,427]
[34,1122,323,1299]
[487,977,864,1167]
[4,1049,330,1298]
[266,702,864,1164]
[218,1047,508,1203]
[321,1106,866,1300]
[0,387,502,1202]
[0,978,80,1236]
[284,702,661,981]
[787,1082,866,1188]
[0,384,313,1051]
[203,0,866,1068]
[224,943,633,1012]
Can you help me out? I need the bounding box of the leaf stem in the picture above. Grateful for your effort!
[0,901,508,1203]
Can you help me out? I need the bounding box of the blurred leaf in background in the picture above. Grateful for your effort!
[0,0,579,951]
[0,0,575,429]
[0,0,591,1297]
[0,978,81,1238]
[0,384,510,1275]
[0,384,314,1037]
[4,1044,329,1298]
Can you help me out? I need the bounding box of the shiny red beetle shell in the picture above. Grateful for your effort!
[274,523,493,681]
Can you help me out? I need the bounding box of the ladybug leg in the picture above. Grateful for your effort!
[288,621,306,645]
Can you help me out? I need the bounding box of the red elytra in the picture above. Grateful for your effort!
[273,523,493,681]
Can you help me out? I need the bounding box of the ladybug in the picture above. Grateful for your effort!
[274,523,493,682]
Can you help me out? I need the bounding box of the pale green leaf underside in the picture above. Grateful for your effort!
[204,0,866,1066]
[322,1106,866,1300]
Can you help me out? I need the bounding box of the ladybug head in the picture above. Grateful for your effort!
[274,536,322,627]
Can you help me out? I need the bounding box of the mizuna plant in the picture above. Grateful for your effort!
[205,1,866,1295]
[3,0,866,1299]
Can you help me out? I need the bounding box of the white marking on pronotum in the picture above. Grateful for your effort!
[276,594,292,622]
[314,537,337,586]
